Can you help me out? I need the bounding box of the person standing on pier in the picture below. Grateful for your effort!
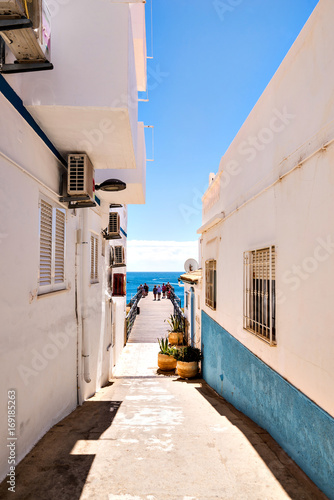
[144,283,149,297]
[157,285,162,301]
[162,283,166,298]
[153,285,157,300]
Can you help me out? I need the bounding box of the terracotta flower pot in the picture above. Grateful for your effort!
[177,361,198,379]
[168,332,183,345]
[158,353,177,371]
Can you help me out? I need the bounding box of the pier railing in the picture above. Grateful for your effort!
[126,288,143,339]
[168,288,189,341]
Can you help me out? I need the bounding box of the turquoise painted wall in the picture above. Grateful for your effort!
[201,311,334,499]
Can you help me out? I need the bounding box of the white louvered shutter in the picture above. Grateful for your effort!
[90,235,98,282]
[54,209,65,283]
[39,200,53,286]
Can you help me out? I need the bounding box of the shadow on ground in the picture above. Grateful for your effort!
[193,380,327,500]
[0,398,121,500]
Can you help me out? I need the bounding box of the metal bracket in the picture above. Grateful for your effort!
[0,18,33,31]
[68,201,97,209]
[0,61,53,74]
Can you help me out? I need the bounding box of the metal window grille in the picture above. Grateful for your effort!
[243,246,276,345]
[90,235,98,283]
[205,259,216,310]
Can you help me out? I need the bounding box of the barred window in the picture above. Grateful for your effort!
[205,259,216,310]
[39,199,66,294]
[243,246,276,345]
[90,234,99,283]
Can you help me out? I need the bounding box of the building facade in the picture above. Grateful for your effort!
[198,1,334,497]
[0,0,147,481]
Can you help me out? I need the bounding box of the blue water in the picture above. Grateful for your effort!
[126,271,184,307]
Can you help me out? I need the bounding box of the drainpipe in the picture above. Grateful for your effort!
[81,208,91,383]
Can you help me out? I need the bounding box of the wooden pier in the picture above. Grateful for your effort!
[127,292,173,343]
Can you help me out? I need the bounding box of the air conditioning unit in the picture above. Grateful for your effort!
[108,212,120,236]
[0,0,52,68]
[114,245,125,267]
[67,154,95,199]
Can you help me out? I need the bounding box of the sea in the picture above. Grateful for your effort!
[126,271,184,307]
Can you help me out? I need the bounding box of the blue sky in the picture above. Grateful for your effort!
[127,0,318,271]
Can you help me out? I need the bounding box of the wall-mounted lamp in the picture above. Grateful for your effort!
[95,179,126,192]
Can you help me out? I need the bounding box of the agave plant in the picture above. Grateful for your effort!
[165,314,185,333]
[158,337,176,356]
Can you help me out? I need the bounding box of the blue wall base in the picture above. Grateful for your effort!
[201,311,334,499]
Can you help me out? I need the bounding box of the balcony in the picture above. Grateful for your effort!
[95,121,146,205]
[3,0,147,175]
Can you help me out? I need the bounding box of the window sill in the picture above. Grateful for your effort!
[243,327,277,346]
[37,287,69,299]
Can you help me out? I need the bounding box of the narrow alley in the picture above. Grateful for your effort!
[0,294,326,500]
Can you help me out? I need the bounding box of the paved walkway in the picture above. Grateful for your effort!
[0,297,327,500]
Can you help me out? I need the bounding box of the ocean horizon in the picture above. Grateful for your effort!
[126,271,185,307]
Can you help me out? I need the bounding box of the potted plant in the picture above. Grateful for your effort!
[173,346,202,379]
[165,314,184,345]
[157,337,177,371]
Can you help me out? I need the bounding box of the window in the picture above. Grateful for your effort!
[90,234,99,283]
[243,246,276,345]
[39,199,66,294]
[185,292,189,309]
[205,259,216,310]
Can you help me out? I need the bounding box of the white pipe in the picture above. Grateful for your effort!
[81,208,91,384]
[200,137,334,235]
[0,149,64,203]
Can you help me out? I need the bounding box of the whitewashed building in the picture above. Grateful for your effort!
[198,1,334,497]
[0,0,147,481]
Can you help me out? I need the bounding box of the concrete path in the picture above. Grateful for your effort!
[0,301,327,499]
[0,368,326,498]
[127,292,173,343]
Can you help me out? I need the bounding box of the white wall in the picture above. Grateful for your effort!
[200,0,334,417]
[0,92,115,479]
[202,0,333,226]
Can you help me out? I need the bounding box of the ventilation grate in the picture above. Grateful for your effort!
[114,245,124,265]
[68,155,85,193]
[108,212,120,235]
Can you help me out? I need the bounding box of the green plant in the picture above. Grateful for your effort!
[165,314,185,333]
[173,346,202,363]
[158,337,176,356]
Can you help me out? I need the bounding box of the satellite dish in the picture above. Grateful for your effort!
[184,258,199,273]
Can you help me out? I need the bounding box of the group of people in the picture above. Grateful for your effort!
[139,282,174,301]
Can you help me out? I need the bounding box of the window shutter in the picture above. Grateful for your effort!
[113,273,125,296]
[94,236,98,280]
[54,209,65,283]
[90,235,98,282]
[252,246,275,280]
[39,200,53,286]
